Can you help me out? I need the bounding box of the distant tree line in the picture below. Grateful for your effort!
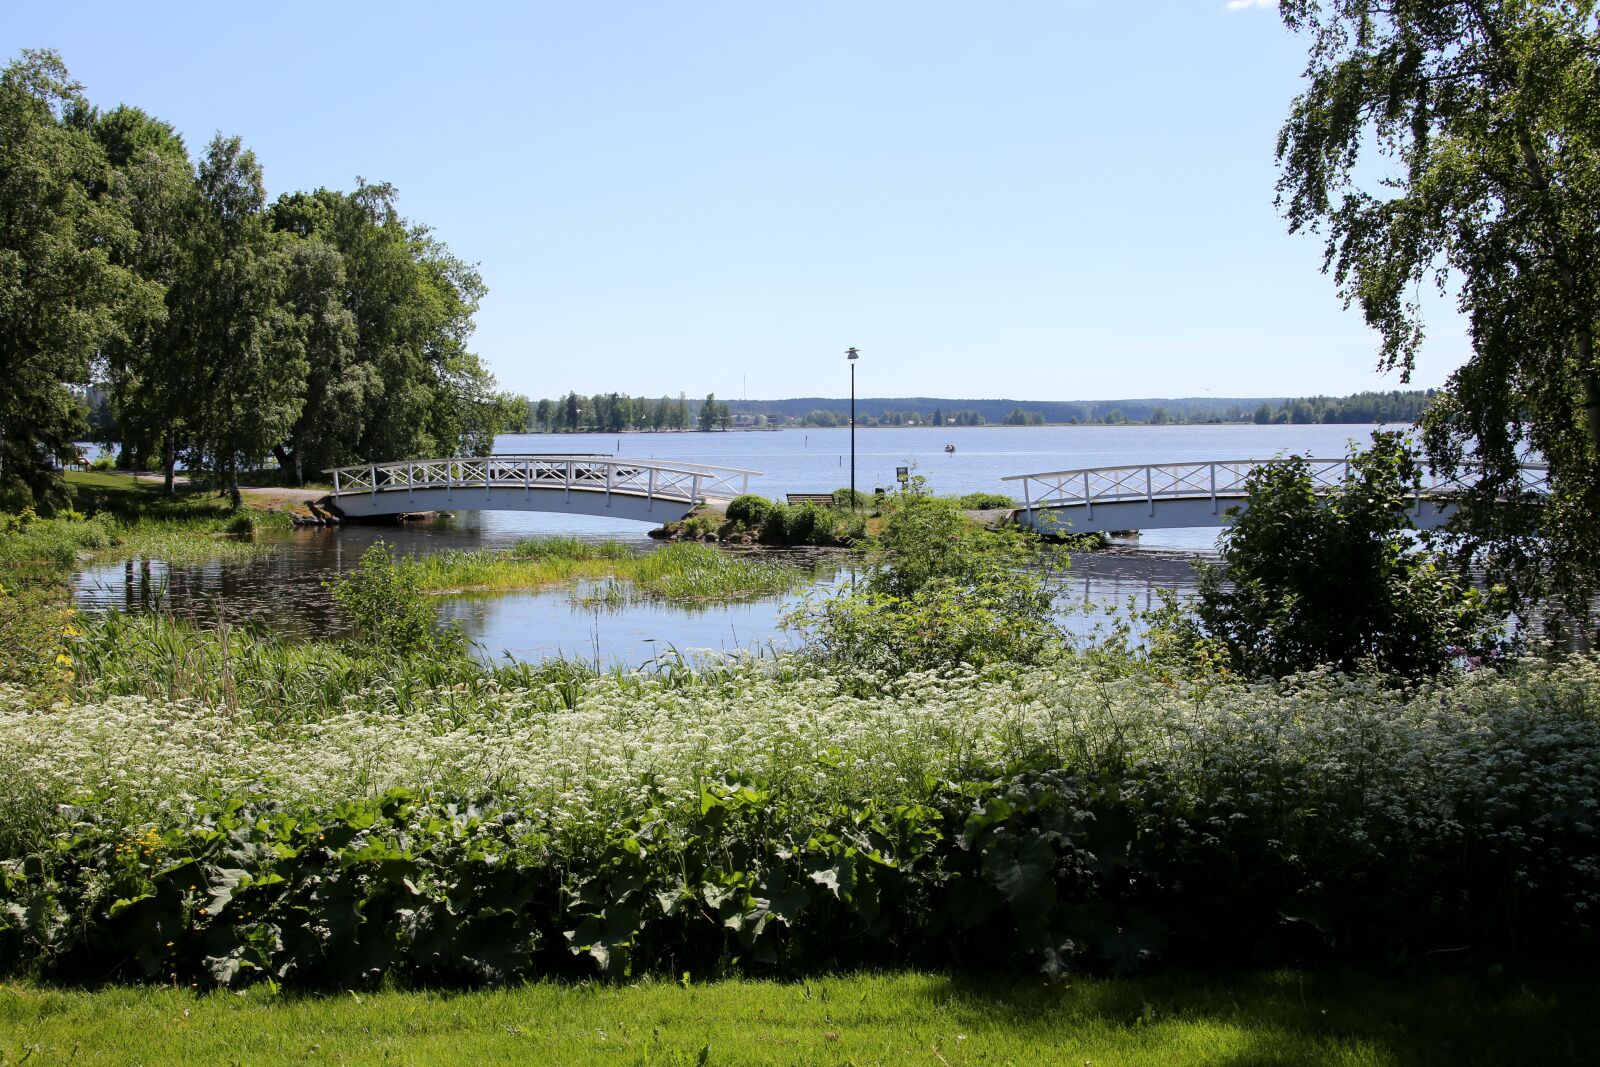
[495,389,1442,435]
[515,392,702,433]
[716,390,1437,428]
[1250,390,1437,426]
[1,50,511,511]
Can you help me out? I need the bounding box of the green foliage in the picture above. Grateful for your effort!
[5,673,1598,986]
[1275,2,1600,630]
[176,136,309,507]
[1156,434,1502,678]
[405,538,803,606]
[0,578,75,694]
[7,603,1600,986]
[955,491,1016,510]
[330,542,463,656]
[723,494,776,529]
[268,181,492,475]
[1002,407,1045,426]
[660,501,863,547]
[788,481,1064,672]
[830,488,868,509]
[65,610,506,721]
[0,51,161,513]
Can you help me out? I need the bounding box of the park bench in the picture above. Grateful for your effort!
[785,492,836,507]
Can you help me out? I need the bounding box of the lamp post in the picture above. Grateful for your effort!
[846,347,860,510]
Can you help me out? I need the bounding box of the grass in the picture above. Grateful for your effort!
[0,473,294,582]
[410,539,807,602]
[0,969,1593,1065]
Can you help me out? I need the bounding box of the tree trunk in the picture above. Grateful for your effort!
[272,444,303,487]
[228,461,242,510]
[162,431,176,497]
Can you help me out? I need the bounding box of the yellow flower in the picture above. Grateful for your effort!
[55,653,74,667]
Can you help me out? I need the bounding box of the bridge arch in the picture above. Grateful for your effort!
[325,455,758,523]
[1004,458,1549,535]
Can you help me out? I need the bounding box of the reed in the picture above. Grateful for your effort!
[410,538,805,602]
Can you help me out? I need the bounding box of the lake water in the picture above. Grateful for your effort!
[74,423,1396,664]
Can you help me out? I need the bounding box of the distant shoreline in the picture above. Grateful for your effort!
[498,420,1401,435]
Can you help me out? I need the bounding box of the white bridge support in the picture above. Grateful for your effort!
[1004,458,1550,535]
[325,455,758,523]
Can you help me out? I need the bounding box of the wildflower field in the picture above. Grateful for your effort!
[2,638,1596,987]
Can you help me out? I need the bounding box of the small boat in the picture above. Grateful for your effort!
[943,443,956,453]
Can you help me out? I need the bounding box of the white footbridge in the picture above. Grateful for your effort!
[325,455,757,523]
[1004,458,1550,535]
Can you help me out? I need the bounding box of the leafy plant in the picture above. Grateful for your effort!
[724,494,776,529]
[330,541,465,656]
[788,479,1065,671]
[956,492,1017,510]
[1152,433,1504,677]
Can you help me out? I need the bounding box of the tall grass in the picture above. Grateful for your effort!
[410,538,806,602]
[0,512,281,581]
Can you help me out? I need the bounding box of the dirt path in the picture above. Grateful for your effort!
[127,473,329,509]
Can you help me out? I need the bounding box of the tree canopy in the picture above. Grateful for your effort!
[1275,0,1600,625]
[0,49,504,512]
[1159,434,1501,678]
[0,52,158,511]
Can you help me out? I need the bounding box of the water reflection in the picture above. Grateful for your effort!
[72,518,1205,664]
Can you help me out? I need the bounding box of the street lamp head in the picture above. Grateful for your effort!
[845,347,860,360]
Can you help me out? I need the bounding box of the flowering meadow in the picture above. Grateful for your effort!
[2,637,1597,986]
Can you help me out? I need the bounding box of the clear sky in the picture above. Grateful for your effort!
[4,0,1469,401]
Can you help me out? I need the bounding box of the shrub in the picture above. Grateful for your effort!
[758,505,789,544]
[957,492,1017,510]
[831,487,868,509]
[724,494,777,529]
[1152,432,1503,677]
[330,541,465,656]
[789,483,1065,670]
[88,456,116,472]
[782,502,831,545]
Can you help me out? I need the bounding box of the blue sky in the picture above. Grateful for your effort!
[5,0,1467,401]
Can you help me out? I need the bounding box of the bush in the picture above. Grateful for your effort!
[956,492,1017,510]
[330,541,465,656]
[1152,432,1503,677]
[88,456,116,472]
[782,502,831,544]
[757,505,789,544]
[724,494,776,529]
[788,483,1064,670]
[831,487,868,509]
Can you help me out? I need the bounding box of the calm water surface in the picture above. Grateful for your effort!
[73,423,1395,664]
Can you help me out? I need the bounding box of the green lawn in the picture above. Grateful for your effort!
[1,970,1591,1066]
[64,471,320,520]
[63,471,235,520]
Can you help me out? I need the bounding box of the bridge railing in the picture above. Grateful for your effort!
[1002,458,1550,519]
[325,455,759,506]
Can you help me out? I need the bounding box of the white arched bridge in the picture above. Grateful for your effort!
[1004,458,1551,535]
[325,455,757,523]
